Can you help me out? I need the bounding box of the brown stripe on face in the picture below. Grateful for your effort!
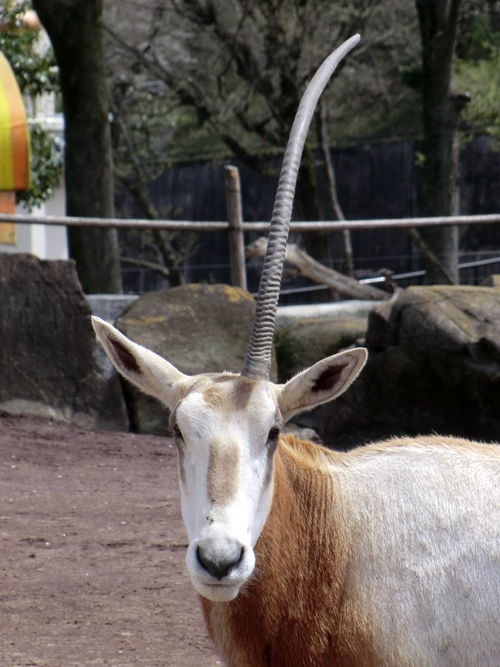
[212,374,235,383]
[207,437,240,505]
[263,438,278,490]
[177,443,187,487]
[257,434,279,509]
[233,377,256,411]
[202,377,258,417]
[168,410,187,487]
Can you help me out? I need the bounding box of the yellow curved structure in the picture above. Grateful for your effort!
[0,50,30,192]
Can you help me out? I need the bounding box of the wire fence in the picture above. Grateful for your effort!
[3,164,500,301]
[121,251,500,298]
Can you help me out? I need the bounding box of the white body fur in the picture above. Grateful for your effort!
[329,438,500,665]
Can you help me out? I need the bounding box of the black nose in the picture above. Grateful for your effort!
[197,545,244,580]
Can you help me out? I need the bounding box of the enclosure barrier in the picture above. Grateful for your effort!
[4,212,500,232]
[2,161,500,291]
[3,210,500,290]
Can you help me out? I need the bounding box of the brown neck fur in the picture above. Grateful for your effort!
[201,435,372,667]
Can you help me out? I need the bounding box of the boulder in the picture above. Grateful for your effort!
[274,301,374,382]
[0,253,128,430]
[115,284,276,434]
[482,274,500,288]
[315,285,500,448]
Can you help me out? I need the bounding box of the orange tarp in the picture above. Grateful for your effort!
[0,191,16,244]
[0,50,30,191]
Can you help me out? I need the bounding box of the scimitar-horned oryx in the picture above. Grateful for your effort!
[92,35,500,667]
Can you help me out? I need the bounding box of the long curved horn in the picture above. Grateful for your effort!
[241,35,361,380]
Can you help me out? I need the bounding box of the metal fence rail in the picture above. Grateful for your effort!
[3,211,500,232]
[3,199,500,292]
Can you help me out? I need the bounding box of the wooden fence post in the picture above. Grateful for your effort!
[224,165,247,291]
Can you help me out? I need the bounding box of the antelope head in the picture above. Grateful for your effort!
[92,36,366,603]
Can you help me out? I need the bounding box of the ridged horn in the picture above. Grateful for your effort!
[241,35,360,380]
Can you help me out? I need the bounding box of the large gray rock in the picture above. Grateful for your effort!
[275,301,375,382]
[116,283,276,434]
[86,294,138,322]
[315,285,500,448]
[0,253,128,430]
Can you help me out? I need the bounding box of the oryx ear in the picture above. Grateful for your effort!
[92,316,188,409]
[277,348,367,422]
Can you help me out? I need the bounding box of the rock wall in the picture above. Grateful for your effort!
[0,254,128,430]
[274,301,374,382]
[315,285,500,448]
[4,254,498,447]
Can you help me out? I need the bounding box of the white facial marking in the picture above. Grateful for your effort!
[173,377,280,601]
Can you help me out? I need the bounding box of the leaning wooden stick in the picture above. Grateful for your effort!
[247,236,390,300]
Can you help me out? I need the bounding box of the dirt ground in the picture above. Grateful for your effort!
[0,414,220,667]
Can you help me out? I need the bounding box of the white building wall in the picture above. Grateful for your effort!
[0,174,68,260]
[0,25,68,261]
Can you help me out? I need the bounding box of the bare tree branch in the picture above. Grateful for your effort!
[315,101,354,278]
[121,256,171,278]
[408,227,456,285]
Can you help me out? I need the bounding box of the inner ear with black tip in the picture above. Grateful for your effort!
[111,337,141,373]
[311,361,349,394]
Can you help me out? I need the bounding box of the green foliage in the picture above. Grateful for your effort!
[457,51,500,141]
[16,123,63,209]
[456,13,500,143]
[0,1,58,97]
[0,1,62,207]
[415,150,425,168]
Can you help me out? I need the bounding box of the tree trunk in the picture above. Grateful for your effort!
[32,0,122,294]
[416,0,468,285]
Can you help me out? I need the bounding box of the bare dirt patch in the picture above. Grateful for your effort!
[0,414,220,667]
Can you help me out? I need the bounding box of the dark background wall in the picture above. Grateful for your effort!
[119,136,500,299]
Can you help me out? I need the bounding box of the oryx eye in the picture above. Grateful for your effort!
[172,424,183,440]
[267,426,280,443]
